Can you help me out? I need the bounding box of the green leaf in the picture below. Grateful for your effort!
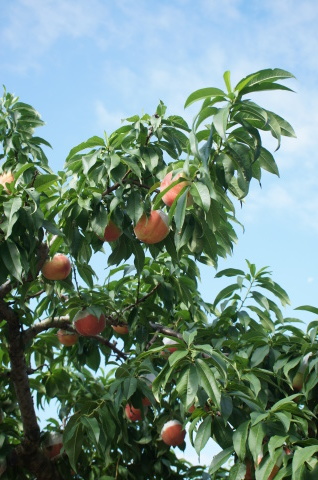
[184,87,227,108]
[213,106,230,140]
[63,421,84,473]
[131,241,145,275]
[80,416,100,449]
[0,240,23,281]
[292,446,318,477]
[190,182,211,212]
[195,357,221,407]
[122,377,138,401]
[255,448,285,480]
[168,349,188,367]
[258,147,279,176]
[174,190,188,233]
[233,420,250,461]
[248,422,266,464]
[235,68,295,93]
[66,136,105,162]
[223,71,232,93]
[3,197,22,239]
[213,283,241,307]
[209,446,234,474]
[295,305,318,315]
[215,268,245,278]
[33,174,59,192]
[194,416,212,455]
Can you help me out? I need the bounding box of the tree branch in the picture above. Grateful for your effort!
[3,299,64,479]
[23,316,129,360]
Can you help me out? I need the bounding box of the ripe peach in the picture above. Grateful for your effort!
[134,210,169,244]
[160,171,192,207]
[125,403,146,421]
[161,420,186,446]
[44,432,63,459]
[162,337,178,353]
[142,396,152,406]
[112,324,129,335]
[0,171,14,193]
[41,253,72,281]
[73,309,106,336]
[57,329,79,346]
[103,220,122,242]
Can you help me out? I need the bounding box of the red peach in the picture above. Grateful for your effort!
[103,220,122,242]
[44,432,63,459]
[73,309,106,336]
[134,210,169,244]
[57,329,79,346]
[41,254,72,281]
[125,404,146,421]
[0,171,14,193]
[160,171,192,207]
[142,397,152,406]
[161,420,186,446]
[162,337,178,353]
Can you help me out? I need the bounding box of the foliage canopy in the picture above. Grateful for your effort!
[1,68,317,480]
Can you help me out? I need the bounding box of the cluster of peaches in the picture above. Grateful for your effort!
[0,170,189,448]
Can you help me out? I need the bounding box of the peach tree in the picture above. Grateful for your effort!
[1,69,317,480]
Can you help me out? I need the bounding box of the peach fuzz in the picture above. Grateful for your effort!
[134,210,169,244]
[161,420,186,446]
[73,309,106,336]
[41,254,72,281]
[160,171,192,207]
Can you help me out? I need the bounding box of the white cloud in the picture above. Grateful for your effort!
[94,100,128,133]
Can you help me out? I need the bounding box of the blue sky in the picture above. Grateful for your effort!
[2,0,318,467]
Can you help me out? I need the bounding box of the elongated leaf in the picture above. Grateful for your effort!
[258,147,279,176]
[63,422,84,472]
[33,174,59,192]
[194,416,212,455]
[195,358,221,407]
[223,70,232,93]
[213,283,241,307]
[213,106,230,140]
[295,305,318,315]
[233,420,250,460]
[168,349,188,367]
[80,416,100,447]
[131,241,145,275]
[209,446,234,474]
[235,68,295,93]
[66,136,105,162]
[122,377,138,400]
[1,240,23,281]
[215,268,245,278]
[184,87,226,108]
[3,197,22,239]
[190,182,211,212]
[292,446,318,477]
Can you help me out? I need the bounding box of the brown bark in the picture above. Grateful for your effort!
[3,299,64,479]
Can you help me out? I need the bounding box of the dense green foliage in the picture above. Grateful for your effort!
[1,69,317,480]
